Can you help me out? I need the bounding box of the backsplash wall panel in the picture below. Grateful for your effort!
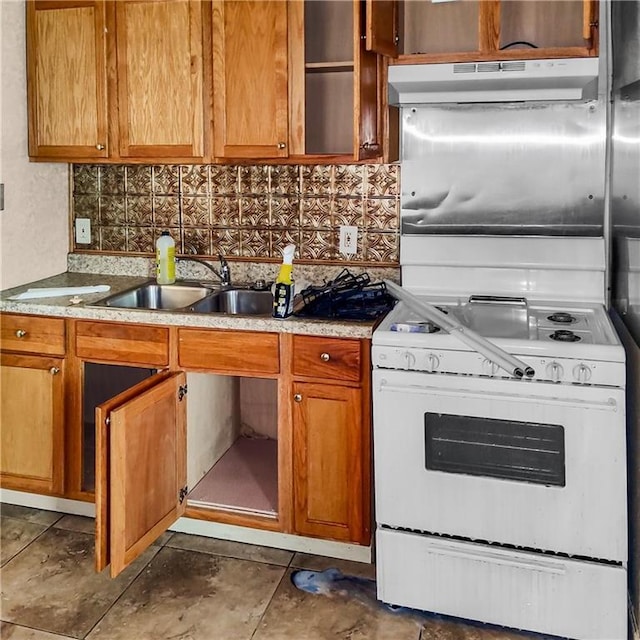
[72,164,400,264]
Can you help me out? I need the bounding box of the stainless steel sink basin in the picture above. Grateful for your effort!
[188,289,273,316]
[92,281,273,316]
[93,282,214,310]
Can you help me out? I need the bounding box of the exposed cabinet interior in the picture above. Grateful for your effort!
[82,362,155,493]
[303,0,354,155]
[187,374,279,518]
[396,0,598,62]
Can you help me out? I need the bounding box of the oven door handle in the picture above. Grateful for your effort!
[376,381,619,412]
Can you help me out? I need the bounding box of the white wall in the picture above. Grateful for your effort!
[0,0,69,290]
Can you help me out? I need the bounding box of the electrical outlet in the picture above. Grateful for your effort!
[75,218,91,245]
[339,225,358,255]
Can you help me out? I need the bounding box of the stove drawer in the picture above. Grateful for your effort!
[377,528,627,640]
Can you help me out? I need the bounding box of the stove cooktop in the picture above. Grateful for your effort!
[374,296,624,363]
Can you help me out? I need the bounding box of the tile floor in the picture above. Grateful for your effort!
[1,504,536,640]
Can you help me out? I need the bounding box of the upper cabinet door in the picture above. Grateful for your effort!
[27,0,108,159]
[355,0,382,160]
[212,0,289,159]
[95,371,187,578]
[366,0,398,57]
[115,0,205,160]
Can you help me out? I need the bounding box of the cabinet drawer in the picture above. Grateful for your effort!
[179,329,279,374]
[0,314,65,356]
[75,321,169,366]
[292,336,361,382]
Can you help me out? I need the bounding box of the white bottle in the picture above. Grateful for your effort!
[155,231,176,285]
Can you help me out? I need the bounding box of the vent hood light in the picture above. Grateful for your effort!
[388,58,600,104]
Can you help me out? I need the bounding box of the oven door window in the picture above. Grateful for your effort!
[425,413,565,486]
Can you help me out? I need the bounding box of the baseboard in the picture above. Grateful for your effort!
[0,489,372,564]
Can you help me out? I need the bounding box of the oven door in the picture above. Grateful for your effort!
[373,369,627,561]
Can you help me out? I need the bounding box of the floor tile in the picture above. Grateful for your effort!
[0,527,158,639]
[167,532,293,566]
[53,516,173,546]
[1,505,62,526]
[52,515,94,535]
[420,617,535,640]
[253,568,423,640]
[0,517,48,567]
[290,552,376,580]
[0,621,75,639]
[86,546,286,640]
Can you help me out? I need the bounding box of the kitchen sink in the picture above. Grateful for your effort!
[188,289,273,316]
[92,282,214,310]
[92,281,273,316]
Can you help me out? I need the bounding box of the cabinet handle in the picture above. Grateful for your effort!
[294,393,302,403]
[96,143,105,151]
[277,142,286,150]
[320,352,330,362]
[15,329,27,338]
[49,367,60,375]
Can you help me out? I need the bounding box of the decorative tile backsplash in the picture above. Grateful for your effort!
[72,164,400,264]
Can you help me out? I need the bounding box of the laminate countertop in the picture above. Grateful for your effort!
[0,272,381,339]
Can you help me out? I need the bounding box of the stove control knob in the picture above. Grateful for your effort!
[545,362,564,382]
[403,351,416,370]
[426,353,440,372]
[482,358,500,376]
[573,363,592,383]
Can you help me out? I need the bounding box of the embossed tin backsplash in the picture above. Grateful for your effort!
[72,164,400,265]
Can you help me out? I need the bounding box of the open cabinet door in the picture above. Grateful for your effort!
[355,0,382,160]
[95,371,187,577]
[366,0,398,57]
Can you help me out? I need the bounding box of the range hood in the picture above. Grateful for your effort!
[388,58,599,104]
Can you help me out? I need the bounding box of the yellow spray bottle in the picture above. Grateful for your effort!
[273,244,295,318]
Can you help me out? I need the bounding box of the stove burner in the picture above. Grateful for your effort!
[550,329,581,343]
[547,312,577,324]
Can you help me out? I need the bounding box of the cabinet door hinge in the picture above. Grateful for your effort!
[178,384,188,401]
[179,485,188,504]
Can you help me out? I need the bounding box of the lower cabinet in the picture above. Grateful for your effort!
[292,381,366,543]
[0,314,66,495]
[0,352,65,495]
[0,314,372,577]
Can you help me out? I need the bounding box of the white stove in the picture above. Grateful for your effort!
[374,296,625,385]
[372,236,628,640]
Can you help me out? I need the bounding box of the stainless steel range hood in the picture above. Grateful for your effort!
[388,58,600,104]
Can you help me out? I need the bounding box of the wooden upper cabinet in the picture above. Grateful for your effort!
[27,0,108,160]
[394,0,598,63]
[366,0,399,58]
[114,0,205,160]
[212,0,289,159]
[289,0,384,160]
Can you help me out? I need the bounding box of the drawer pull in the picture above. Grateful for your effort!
[320,352,330,362]
[277,142,286,150]
[294,393,302,403]
[15,329,27,338]
[96,143,105,150]
[49,367,60,375]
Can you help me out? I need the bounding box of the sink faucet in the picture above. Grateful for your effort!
[177,254,231,286]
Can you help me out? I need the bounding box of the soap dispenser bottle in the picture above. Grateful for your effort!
[155,231,176,285]
[273,244,295,318]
